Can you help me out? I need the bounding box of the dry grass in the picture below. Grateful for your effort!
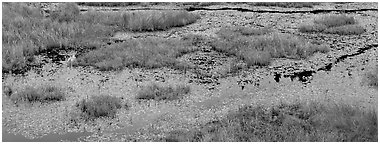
[76,94,122,119]
[164,101,377,142]
[299,14,365,35]
[2,3,114,74]
[117,10,200,32]
[2,3,200,74]
[212,27,329,67]
[10,85,65,104]
[136,83,191,101]
[76,37,198,71]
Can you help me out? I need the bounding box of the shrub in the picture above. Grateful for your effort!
[76,94,122,119]
[77,38,197,71]
[165,101,377,142]
[251,2,320,8]
[10,85,65,104]
[136,83,190,101]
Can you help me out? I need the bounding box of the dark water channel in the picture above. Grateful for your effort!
[273,43,377,84]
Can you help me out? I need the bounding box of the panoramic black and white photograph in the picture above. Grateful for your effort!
[1,1,378,142]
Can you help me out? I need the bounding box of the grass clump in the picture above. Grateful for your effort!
[77,38,198,71]
[136,83,190,101]
[76,95,122,119]
[212,26,329,67]
[2,2,114,74]
[117,10,200,32]
[251,2,320,8]
[165,101,377,142]
[299,14,365,35]
[10,85,65,104]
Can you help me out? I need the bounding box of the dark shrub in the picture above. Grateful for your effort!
[76,94,122,119]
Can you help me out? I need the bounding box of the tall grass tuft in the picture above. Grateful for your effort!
[76,95,122,119]
[118,10,200,31]
[299,14,365,35]
[136,83,190,101]
[164,101,377,142]
[76,37,198,71]
[10,85,65,104]
[212,26,329,67]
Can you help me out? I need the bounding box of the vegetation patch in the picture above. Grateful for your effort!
[76,37,198,71]
[164,101,377,142]
[2,3,200,74]
[76,94,122,119]
[299,14,365,35]
[250,2,320,8]
[362,67,378,88]
[136,83,190,101]
[10,85,65,104]
[116,10,200,32]
[212,26,329,67]
[2,3,114,74]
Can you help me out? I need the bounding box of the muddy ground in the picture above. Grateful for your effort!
[2,2,378,142]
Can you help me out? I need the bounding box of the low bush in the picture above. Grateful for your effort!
[212,27,329,67]
[136,83,190,101]
[164,101,377,142]
[76,94,122,119]
[10,85,65,104]
[251,2,320,8]
[76,38,198,71]
[299,14,365,35]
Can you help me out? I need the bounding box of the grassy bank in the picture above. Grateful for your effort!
[164,100,377,142]
[2,2,200,74]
